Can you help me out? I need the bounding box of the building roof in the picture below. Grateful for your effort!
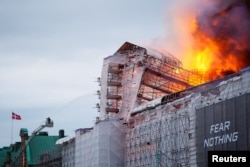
[26,135,60,165]
[0,142,21,167]
[56,134,75,145]
[0,147,10,166]
[115,41,182,67]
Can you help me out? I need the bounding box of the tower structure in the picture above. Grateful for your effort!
[19,128,28,167]
[98,42,205,120]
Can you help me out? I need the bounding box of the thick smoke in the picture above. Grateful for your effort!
[194,0,250,78]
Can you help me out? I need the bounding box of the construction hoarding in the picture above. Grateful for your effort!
[196,93,250,166]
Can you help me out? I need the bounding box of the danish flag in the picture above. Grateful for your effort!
[12,112,21,120]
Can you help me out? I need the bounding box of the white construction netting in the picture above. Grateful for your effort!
[74,119,125,167]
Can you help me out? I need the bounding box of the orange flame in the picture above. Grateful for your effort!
[164,0,250,82]
[177,14,240,81]
[189,21,240,80]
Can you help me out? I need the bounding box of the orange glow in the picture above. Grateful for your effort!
[177,14,240,81]
[185,32,219,75]
[158,1,250,82]
[162,0,250,82]
[174,68,180,74]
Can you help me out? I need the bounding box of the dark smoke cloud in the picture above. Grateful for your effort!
[194,0,250,78]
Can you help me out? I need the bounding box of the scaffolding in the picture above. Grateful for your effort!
[125,67,250,167]
[98,42,206,120]
[125,109,190,167]
[106,63,124,113]
[74,119,125,167]
[137,53,204,103]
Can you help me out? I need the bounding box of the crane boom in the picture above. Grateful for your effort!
[31,117,53,135]
[10,117,54,167]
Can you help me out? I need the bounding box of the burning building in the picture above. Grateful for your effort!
[61,41,250,167]
[98,42,205,121]
[50,2,250,163]
[56,1,250,166]
[125,66,250,166]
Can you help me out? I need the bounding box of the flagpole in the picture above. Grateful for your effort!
[11,115,13,145]
[10,112,22,145]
